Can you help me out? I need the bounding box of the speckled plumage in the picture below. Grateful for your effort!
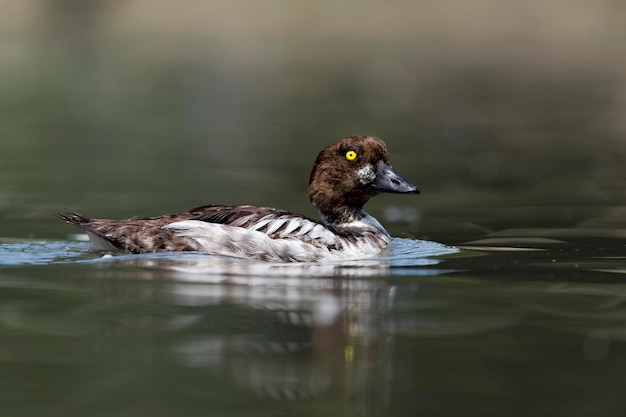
[59,136,420,262]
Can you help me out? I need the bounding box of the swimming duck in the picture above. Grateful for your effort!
[59,135,420,262]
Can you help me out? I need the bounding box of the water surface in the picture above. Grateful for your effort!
[1,232,626,416]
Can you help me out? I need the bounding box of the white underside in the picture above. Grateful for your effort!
[163,219,388,262]
[86,231,121,252]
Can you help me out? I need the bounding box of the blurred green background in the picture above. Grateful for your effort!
[1,0,625,243]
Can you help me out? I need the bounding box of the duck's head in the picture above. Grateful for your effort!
[308,135,420,224]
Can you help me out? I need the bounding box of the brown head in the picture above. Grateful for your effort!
[308,136,419,225]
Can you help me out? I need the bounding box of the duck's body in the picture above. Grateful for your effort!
[60,136,419,262]
[61,205,390,262]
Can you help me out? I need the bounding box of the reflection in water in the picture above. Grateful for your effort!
[170,279,389,405]
[74,238,457,410]
[0,236,457,414]
[82,269,398,411]
[3,236,626,415]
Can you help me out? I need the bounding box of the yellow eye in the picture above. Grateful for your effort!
[345,151,357,161]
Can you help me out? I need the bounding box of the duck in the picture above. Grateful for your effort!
[59,135,420,262]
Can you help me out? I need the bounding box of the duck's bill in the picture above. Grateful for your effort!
[370,163,421,194]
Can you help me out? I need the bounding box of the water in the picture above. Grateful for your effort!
[2,2,626,416]
[2,235,625,416]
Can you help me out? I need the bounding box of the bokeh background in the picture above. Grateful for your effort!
[1,0,625,242]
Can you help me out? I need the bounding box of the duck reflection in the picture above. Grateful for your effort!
[82,250,453,413]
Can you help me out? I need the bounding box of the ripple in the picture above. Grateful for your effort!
[0,240,92,266]
[0,237,459,280]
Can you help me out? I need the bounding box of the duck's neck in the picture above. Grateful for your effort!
[317,205,390,237]
[318,206,364,227]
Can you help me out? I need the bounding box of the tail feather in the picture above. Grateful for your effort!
[58,212,124,251]
[58,212,91,225]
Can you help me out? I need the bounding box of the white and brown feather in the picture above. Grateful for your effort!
[58,205,389,262]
